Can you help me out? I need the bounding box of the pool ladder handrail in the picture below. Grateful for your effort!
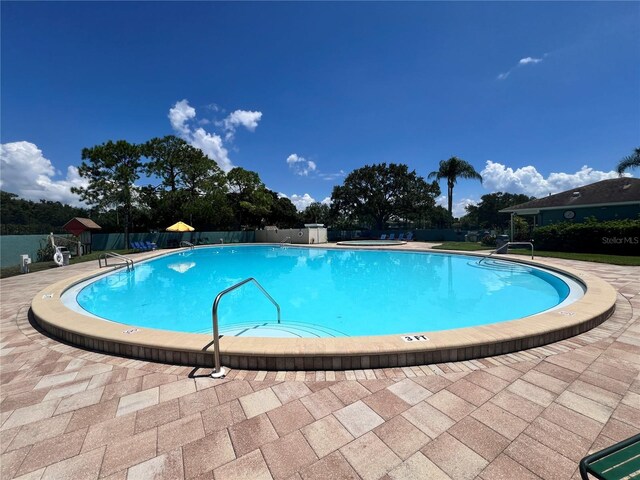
[479,241,535,264]
[210,277,281,378]
[98,252,134,270]
[280,236,291,248]
[180,241,195,249]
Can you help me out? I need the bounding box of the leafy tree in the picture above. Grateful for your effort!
[226,167,273,229]
[265,192,299,228]
[72,140,142,247]
[0,191,91,234]
[428,156,482,217]
[617,147,640,175]
[301,202,331,226]
[462,192,535,229]
[143,135,229,228]
[143,136,189,192]
[422,205,452,229]
[512,215,532,241]
[331,163,439,230]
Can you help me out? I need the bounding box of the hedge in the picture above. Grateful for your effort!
[532,219,640,255]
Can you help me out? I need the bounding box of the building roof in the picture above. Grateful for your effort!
[500,177,640,213]
[63,217,102,236]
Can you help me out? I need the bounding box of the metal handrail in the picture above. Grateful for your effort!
[180,241,194,249]
[280,236,291,247]
[507,242,535,259]
[479,241,534,263]
[98,252,134,270]
[477,251,496,264]
[210,277,281,378]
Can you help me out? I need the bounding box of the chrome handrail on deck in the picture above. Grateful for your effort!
[507,242,535,259]
[479,241,535,264]
[280,236,291,248]
[210,277,281,378]
[98,252,134,270]
[179,241,195,249]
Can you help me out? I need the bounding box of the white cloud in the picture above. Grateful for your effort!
[223,110,262,135]
[519,57,543,65]
[0,141,87,206]
[280,192,317,211]
[286,153,317,176]
[285,153,344,181]
[168,100,261,173]
[168,99,196,136]
[318,170,346,181]
[497,54,546,81]
[436,194,477,218]
[189,127,232,172]
[481,160,622,197]
[321,196,332,205]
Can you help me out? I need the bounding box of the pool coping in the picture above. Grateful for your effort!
[30,245,618,370]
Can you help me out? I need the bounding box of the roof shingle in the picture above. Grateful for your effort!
[500,178,640,212]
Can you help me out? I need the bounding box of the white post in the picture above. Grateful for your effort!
[510,213,514,241]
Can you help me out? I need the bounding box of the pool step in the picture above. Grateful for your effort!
[194,320,349,338]
[469,259,533,273]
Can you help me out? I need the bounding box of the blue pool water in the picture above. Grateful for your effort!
[71,246,575,337]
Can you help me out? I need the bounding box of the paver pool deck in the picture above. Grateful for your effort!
[1,244,638,480]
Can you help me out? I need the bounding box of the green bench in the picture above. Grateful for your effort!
[580,434,640,480]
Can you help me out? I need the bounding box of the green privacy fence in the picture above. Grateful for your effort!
[92,231,255,250]
[0,231,256,268]
[1,228,467,268]
[0,234,51,268]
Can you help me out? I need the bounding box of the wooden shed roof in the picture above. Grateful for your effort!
[63,217,102,233]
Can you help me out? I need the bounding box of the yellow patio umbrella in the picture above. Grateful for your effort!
[165,221,195,232]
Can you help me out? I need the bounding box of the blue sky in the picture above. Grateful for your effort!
[2,1,638,216]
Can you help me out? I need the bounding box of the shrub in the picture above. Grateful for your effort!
[532,219,640,255]
[481,234,496,247]
[36,239,55,263]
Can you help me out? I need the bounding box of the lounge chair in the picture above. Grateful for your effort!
[388,233,395,240]
[380,234,387,240]
[134,241,150,251]
[579,433,640,480]
[144,241,157,250]
[406,232,414,241]
[397,233,405,240]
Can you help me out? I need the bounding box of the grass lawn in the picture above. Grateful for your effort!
[432,242,640,266]
[431,242,492,251]
[509,250,640,266]
[0,249,136,279]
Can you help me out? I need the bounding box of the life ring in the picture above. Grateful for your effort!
[298,231,303,237]
[53,251,63,266]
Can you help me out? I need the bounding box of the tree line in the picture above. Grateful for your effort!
[69,137,485,243]
[5,135,514,238]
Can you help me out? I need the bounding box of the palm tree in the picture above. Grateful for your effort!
[428,156,483,217]
[617,147,640,175]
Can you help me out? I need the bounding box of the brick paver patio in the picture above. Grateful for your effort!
[1,250,638,479]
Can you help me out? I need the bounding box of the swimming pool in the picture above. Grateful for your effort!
[64,245,582,338]
[35,244,616,370]
[336,240,407,246]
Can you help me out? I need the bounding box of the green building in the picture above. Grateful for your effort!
[500,177,640,226]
